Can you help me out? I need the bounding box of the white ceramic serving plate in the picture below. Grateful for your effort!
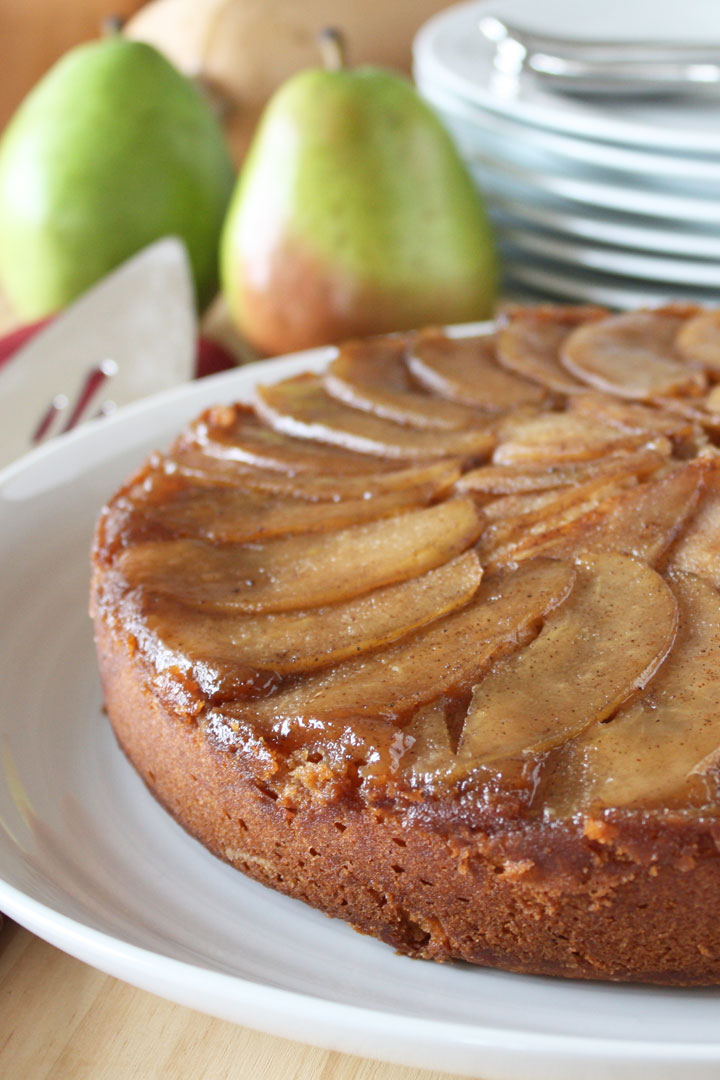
[463,152,720,227]
[2,345,720,1080]
[489,197,720,261]
[501,258,712,309]
[414,0,720,155]
[478,0,720,45]
[417,76,720,187]
[499,226,720,287]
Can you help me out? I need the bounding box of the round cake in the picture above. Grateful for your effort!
[91,303,720,985]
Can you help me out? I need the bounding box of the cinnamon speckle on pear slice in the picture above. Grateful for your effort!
[408,329,546,411]
[326,336,485,430]
[255,374,496,460]
[116,497,483,614]
[458,553,678,763]
[243,558,575,726]
[497,306,601,395]
[562,310,707,400]
[543,571,720,815]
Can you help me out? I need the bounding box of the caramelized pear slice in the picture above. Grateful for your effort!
[676,309,720,373]
[667,470,720,587]
[649,394,720,439]
[457,447,668,496]
[561,310,707,400]
[568,393,697,442]
[494,412,656,466]
[704,385,720,413]
[481,474,637,526]
[325,338,482,430]
[105,468,457,547]
[476,475,637,567]
[518,461,704,567]
[407,330,546,411]
[476,479,640,572]
[129,551,483,686]
[117,497,483,614]
[544,573,720,815]
[247,559,576,723]
[254,375,496,460]
[178,403,388,475]
[399,699,457,784]
[167,451,461,503]
[458,554,677,763]
[496,307,602,394]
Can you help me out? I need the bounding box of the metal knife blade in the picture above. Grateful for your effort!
[0,237,197,469]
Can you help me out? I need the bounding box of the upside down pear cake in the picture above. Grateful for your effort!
[92,303,720,985]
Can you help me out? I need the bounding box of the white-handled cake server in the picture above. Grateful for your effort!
[0,237,197,470]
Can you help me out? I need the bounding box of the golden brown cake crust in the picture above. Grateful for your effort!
[96,615,720,985]
[91,308,720,985]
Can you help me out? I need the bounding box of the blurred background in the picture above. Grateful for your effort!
[2,0,720,353]
[0,0,458,356]
[0,0,147,130]
[0,0,456,158]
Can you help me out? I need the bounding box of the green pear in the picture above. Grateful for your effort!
[220,32,498,355]
[0,37,235,316]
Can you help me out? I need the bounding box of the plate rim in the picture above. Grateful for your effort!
[466,156,720,225]
[417,75,720,184]
[488,199,720,260]
[500,227,720,286]
[503,259,702,308]
[1,871,720,1066]
[413,0,720,156]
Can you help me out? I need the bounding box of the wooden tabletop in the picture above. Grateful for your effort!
[0,919,475,1080]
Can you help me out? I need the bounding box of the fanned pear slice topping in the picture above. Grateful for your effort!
[179,403,386,474]
[496,308,600,394]
[676,309,720,373]
[568,393,697,441]
[407,330,546,411]
[651,393,720,437]
[399,699,457,784]
[116,497,483,614]
[254,375,496,460]
[245,559,576,724]
[667,469,720,588]
[561,310,707,400]
[476,482,640,573]
[127,551,483,684]
[493,411,658,466]
[458,553,678,764]
[325,338,483,430]
[481,474,637,526]
[511,460,705,568]
[543,572,720,816]
[167,452,461,503]
[104,468,457,549]
[457,447,668,495]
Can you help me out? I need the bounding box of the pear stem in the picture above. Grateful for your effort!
[318,28,348,71]
[101,14,126,36]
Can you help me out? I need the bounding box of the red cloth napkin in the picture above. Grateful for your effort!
[0,318,236,378]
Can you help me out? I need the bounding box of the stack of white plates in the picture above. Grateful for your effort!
[414,0,720,308]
